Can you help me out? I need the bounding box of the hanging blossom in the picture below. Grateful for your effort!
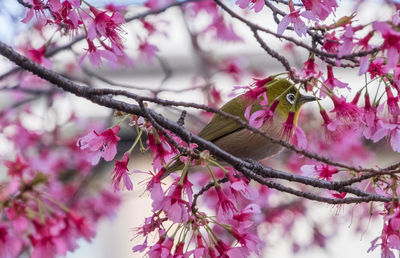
[79,39,118,66]
[368,58,389,79]
[202,16,242,42]
[280,111,308,149]
[373,21,400,69]
[301,0,338,21]
[111,152,133,192]
[235,0,265,13]
[277,0,316,37]
[77,126,121,165]
[323,65,349,92]
[299,56,322,80]
[87,5,126,51]
[371,121,400,152]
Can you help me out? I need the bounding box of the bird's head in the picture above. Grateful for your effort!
[265,78,317,120]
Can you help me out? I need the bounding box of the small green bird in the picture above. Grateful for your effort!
[167,78,316,173]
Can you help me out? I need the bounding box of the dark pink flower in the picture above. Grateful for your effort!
[111,152,133,192]
[4,155,28,178]
[88,6,125,50]
[77,126,120,165]
[280,111,296,140]
[322,32,340,53]
[330,95,361,123]
[188,0,218,20]
[291,126,308,149]
[300,57,322,80]
[368,58,389,79]
[301,164,339,180]
[27,45,51,69]
[52,1,81,30]
[147,131,176,170]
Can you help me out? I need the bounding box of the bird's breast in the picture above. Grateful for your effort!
[213,118,283,161]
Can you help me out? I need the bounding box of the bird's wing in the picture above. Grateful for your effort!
[198,97,248,142]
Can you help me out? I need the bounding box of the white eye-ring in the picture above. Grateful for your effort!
[286,93,295,104]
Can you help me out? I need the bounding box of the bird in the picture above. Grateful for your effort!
[165,78,317,174]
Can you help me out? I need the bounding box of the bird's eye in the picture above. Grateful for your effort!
[286,93,295,104]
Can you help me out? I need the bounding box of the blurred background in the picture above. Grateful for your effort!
[0,0,397,257]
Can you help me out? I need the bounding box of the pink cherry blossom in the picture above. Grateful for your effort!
[88,5,125,50]
[235,0,265,13]
[21,0,46,23]
[203,16,242,42]
[4,155,29,178]
[27,45,51,69]
[322,32,340,53]
[300,57,322,80]
[385,86,400,120]
[161,184,189,223]
[368,58,389,79]
[77,126,120,165]
[277,1,316,37]
[338,25,355,57]
[216,186,237,222]
[247,99,278,128]
[111,152,133,192]
[301,0,337,20]
[138,39,159,64]
[79,39,118,66]
[301,164,339,180]
[373,21,400,69]
[323,65,349,91]
[0,224,22,258]
[372,121,400,152]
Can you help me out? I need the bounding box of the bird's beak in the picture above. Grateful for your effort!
[300,95,319,104]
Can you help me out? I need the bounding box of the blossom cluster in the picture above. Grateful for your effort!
[0,108,121,257]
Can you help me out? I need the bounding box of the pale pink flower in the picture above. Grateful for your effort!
[77,126,120,165]
[235,0,265,13]
[373,21,400,69]
[79,39,118,66]
[138,39,159,63]
[216,186,237,222]
[277,1,316,37]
